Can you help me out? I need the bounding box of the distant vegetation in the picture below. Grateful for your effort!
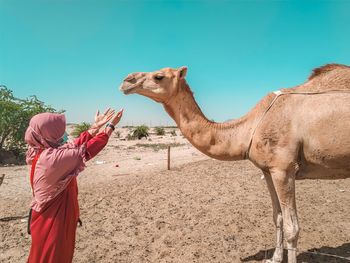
[135,142,184,152]
[0,86,61,164]
[154,127,165,136]
[125,126,179,139]
[71,122,91,138]
[130,125,149,140]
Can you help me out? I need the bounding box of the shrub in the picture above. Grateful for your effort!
[127,133,136,141]
[154,127,165,136]
[0,86,60,163]
[71,122,91,138]
[132,125,149,140]
[170,130,177,136]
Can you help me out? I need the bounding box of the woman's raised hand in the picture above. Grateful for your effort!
[88,108,115,136]
[94,108,115,128]
[110,109,123,126]
[104,109,124,136]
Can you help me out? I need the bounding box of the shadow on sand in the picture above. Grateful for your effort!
[0,215,28,222]
[241,243,350,263]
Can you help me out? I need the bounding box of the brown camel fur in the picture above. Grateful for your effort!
[119,64,350,263]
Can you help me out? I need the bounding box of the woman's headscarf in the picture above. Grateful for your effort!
[25,113,66,164]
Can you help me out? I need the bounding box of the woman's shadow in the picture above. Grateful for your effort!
[240,243,350,263]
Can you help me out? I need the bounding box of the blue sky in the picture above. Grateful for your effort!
[1,0,349,125]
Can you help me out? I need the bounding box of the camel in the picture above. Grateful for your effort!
[119,64,350,263]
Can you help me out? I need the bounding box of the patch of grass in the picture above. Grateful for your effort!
[131,125,149,140]
[154,127,165,136]
[71,122,90,138]
[135,143,185,152]
[133,156,141,160]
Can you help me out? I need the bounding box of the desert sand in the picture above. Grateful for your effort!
[1,128,349,262]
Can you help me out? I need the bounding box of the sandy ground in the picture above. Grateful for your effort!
[1,128,350,263]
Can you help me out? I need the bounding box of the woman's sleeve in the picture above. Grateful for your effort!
[74,131,93,146]
[46,132,110,179]
[85,132,109,161]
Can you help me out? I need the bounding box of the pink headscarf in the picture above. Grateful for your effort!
[25,113,66,164]
[25,113,86,211]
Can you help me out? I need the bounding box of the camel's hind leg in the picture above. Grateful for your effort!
[263,171,284,263]
[270,168,299,263]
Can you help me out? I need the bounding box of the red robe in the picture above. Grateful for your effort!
[28,131,109,263]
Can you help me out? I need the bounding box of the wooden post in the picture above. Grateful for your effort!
[167,146,171,170]
[0,174,4,187]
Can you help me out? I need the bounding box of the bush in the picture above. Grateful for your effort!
[132,125,149,140]
[71,122,91,138]
[170,130,177,136]
[154,127,165,136]
[0,86,61,162]
[126,133,135,141]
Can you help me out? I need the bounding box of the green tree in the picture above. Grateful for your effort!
[0,85,60,155]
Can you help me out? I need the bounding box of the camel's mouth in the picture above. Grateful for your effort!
[119,81,141,95]
[119,75,146,95]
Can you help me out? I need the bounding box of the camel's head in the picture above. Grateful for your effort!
[119,66,187,103]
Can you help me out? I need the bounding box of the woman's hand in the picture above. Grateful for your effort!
[95,108,116,127]
[105,109,123,136]
[88,108,115,136]
[110,109,123,126]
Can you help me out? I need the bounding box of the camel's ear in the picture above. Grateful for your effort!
[178,66,187,79]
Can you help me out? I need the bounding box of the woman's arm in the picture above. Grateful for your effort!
[83,109,124,161]
[85,132,109,161]
[45,109,124,186]
[73,108,115,146]
[74,131,93,146]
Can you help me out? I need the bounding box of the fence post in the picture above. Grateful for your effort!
[0,174,5,187]
[167,146,171,170]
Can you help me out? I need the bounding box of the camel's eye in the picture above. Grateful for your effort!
[154,74,164,81]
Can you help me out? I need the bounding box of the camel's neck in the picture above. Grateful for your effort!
[163,81,255,161]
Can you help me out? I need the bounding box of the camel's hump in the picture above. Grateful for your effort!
[308,63,350,80]
[282,63,350,93]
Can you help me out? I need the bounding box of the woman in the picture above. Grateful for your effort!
[25,108,123,263]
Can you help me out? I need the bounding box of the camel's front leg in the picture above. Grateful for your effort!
[263,171,284,263]
[270,168,299,263]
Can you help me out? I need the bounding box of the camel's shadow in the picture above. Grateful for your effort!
[241,243,350,263]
